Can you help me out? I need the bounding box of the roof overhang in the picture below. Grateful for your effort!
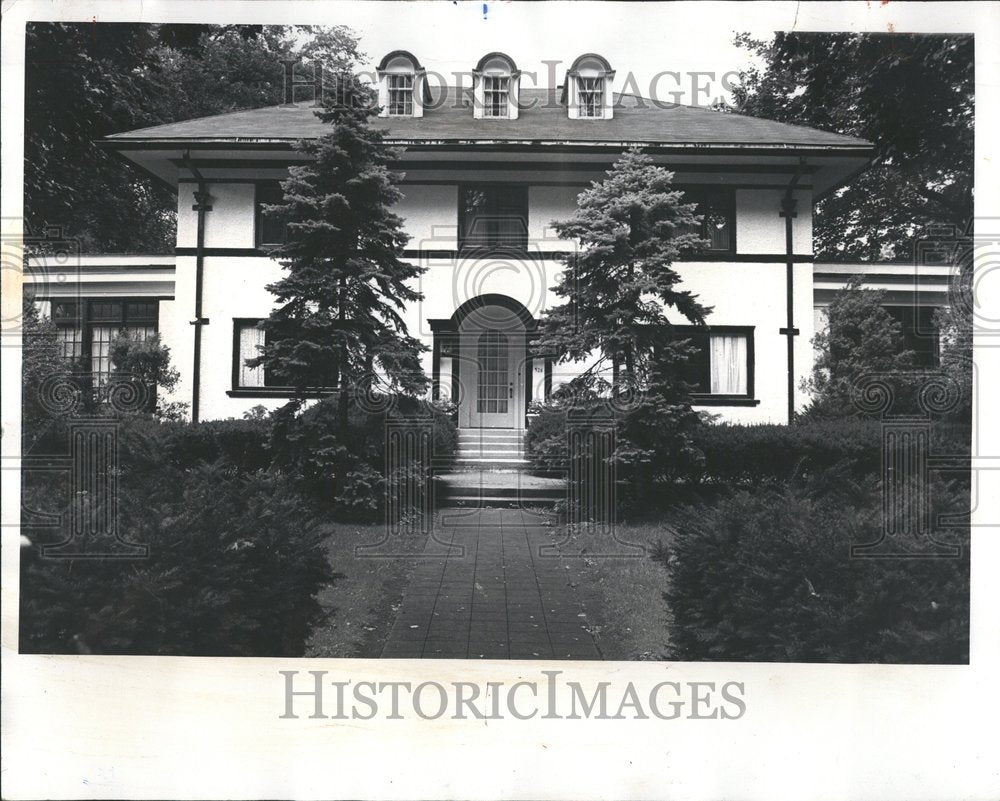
[99,136,873,196]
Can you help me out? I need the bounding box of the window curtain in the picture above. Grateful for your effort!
[709,334,747,395]
[239,325,266,388]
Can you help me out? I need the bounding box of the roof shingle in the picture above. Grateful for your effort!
[107,87,871,149]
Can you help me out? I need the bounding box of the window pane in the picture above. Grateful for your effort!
[238,323,267,388]
[88,301,122,322]
[704,211,731,250]
[90,325,118,385]
[578,76,604,117]
[477,330,509,414]
[56,326,83,361]
[52,301,78,322]
[461,188,491,247]
[677,188,733,252]
[675,333,710,393]
[460,185,527,250]
[388,73,413,115]
[126,301,157,323]
[484,75,509,118]
[709,334,748,395]
[257,182,287,246]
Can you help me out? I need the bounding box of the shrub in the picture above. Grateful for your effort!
[109,330,183,419]
[661,476,970,663]
[20,462,334,656]
[690,419,882,485]
[270,394,457,520]
[156,417,273,473]
[804,277,918,418]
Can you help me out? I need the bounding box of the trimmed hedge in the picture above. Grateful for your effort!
[690,418,970,486]
[661,476,970,663]
[529,412,971,489]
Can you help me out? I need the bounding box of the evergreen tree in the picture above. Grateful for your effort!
[804,277,917,417]
[250,74,428,434]
[534,148,713,505]
[536,147,711,391]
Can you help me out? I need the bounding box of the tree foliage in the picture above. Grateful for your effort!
[24,23,360,253]
[250,75,427,431]
[536,147,711,386]
[529,149,714,511]
[804,278,916,417]
[730,32,973,260]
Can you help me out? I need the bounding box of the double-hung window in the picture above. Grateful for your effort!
[668,326,755,403]
[578,76,604,118]
[255,182,288,247]
[233,319,282,391]
[459,185,528,251]
[231,319,338,394]
[483,75,510,118]
[677,187,735,253]
[387,73,414,116]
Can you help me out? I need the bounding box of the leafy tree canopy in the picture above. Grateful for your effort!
[730,32,973,261]
[24,23,360,253]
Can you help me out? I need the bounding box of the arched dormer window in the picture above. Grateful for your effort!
[376,51,429,118]
[473,52,520,120]
[564,54,615,120]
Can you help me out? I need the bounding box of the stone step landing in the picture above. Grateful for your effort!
[435,469,565,509]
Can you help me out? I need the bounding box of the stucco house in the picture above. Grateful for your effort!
[26,51,947,435]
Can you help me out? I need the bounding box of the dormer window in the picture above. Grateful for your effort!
[564,54,615,120]
[388,73,413,116]
[473,52,520,120]
[578,76,604,118]
[376,50,429,118]
[484,75,510,118]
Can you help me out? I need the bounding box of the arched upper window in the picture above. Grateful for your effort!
[473,52,520,120]
[376,50,428,118]
[564,53,615,120]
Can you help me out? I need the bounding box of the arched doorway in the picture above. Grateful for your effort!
[457,300,528,428]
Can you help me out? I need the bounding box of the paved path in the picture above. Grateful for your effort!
[381,508,602,660]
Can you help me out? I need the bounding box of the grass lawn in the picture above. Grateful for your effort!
[546,519,676,660]
[306,522,427,658]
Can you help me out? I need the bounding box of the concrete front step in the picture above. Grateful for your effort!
[455,456,529,463]
[435,470,566,508]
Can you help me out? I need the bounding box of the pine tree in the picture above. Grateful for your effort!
[536,146,711,391]
[250,73,428,435]
[534,148,713,505]
[804,277,917,417]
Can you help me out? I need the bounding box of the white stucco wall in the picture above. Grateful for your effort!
[173,171,817,423]
[177,183,257,249]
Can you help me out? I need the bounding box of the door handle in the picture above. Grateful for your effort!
[509,382,514,399]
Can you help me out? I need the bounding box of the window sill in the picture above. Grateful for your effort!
[458,245,529,257]
[691,396,761,407]
[227,388,336,399]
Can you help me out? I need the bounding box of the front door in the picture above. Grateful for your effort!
[471,330,517,428]
[457,304,526,429]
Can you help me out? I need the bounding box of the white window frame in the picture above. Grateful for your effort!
[483,75,510,118]
[578,76,605,118]
[387,73,414,116]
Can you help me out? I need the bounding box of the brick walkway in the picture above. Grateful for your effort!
[380,508,602,660]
